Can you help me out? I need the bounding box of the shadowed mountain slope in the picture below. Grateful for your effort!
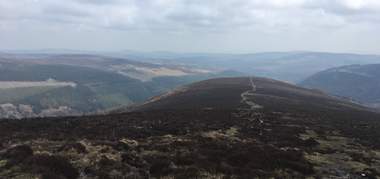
[136,77,368,112]
[300,64,380,108]
[1,77,380,178]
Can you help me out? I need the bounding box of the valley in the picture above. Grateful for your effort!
[0,54,244,119]
[3,0,380,178]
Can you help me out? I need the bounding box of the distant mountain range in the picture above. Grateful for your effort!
[109,51,380,82]
[4,50,380,82]
[2,51,380,118]
[300,64,380,108]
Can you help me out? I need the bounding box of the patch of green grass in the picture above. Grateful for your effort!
[0,160,7,167]
[0,86,59,103]
[95,93,133,109]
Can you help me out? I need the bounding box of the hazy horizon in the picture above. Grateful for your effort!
[2,48,380,56]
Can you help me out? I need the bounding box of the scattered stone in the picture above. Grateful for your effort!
[116,139,139,151]
[58,142,88,154]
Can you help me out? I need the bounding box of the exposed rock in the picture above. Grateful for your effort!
[58,142,88,154]
[116,138,139,151]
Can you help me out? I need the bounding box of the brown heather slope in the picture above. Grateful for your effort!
[136,77,368,112]
[1,77,380,179]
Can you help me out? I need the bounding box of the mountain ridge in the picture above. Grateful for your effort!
[300,64,380,108]
[134,77,370,112]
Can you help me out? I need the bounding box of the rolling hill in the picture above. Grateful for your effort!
[1,77,380,178]
[300,64,380,108]
[136,77,368,112]
[0,56,243,118]
[0,62,151,118]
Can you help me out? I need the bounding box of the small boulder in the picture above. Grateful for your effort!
[116,139,139,151]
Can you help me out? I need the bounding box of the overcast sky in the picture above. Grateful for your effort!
[0,0,379,54]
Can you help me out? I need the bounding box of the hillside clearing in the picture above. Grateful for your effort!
[0,79,76,89]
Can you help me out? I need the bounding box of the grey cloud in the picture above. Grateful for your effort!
[1,0,380,31]
[0,0,379,53]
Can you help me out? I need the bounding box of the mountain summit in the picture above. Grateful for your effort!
[136,77,368,112]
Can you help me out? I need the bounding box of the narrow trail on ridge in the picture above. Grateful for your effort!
[232,77,265,134]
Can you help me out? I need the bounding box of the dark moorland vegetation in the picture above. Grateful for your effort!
[1,77,380,178]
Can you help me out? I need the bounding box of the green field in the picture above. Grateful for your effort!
[0,86,60,103]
